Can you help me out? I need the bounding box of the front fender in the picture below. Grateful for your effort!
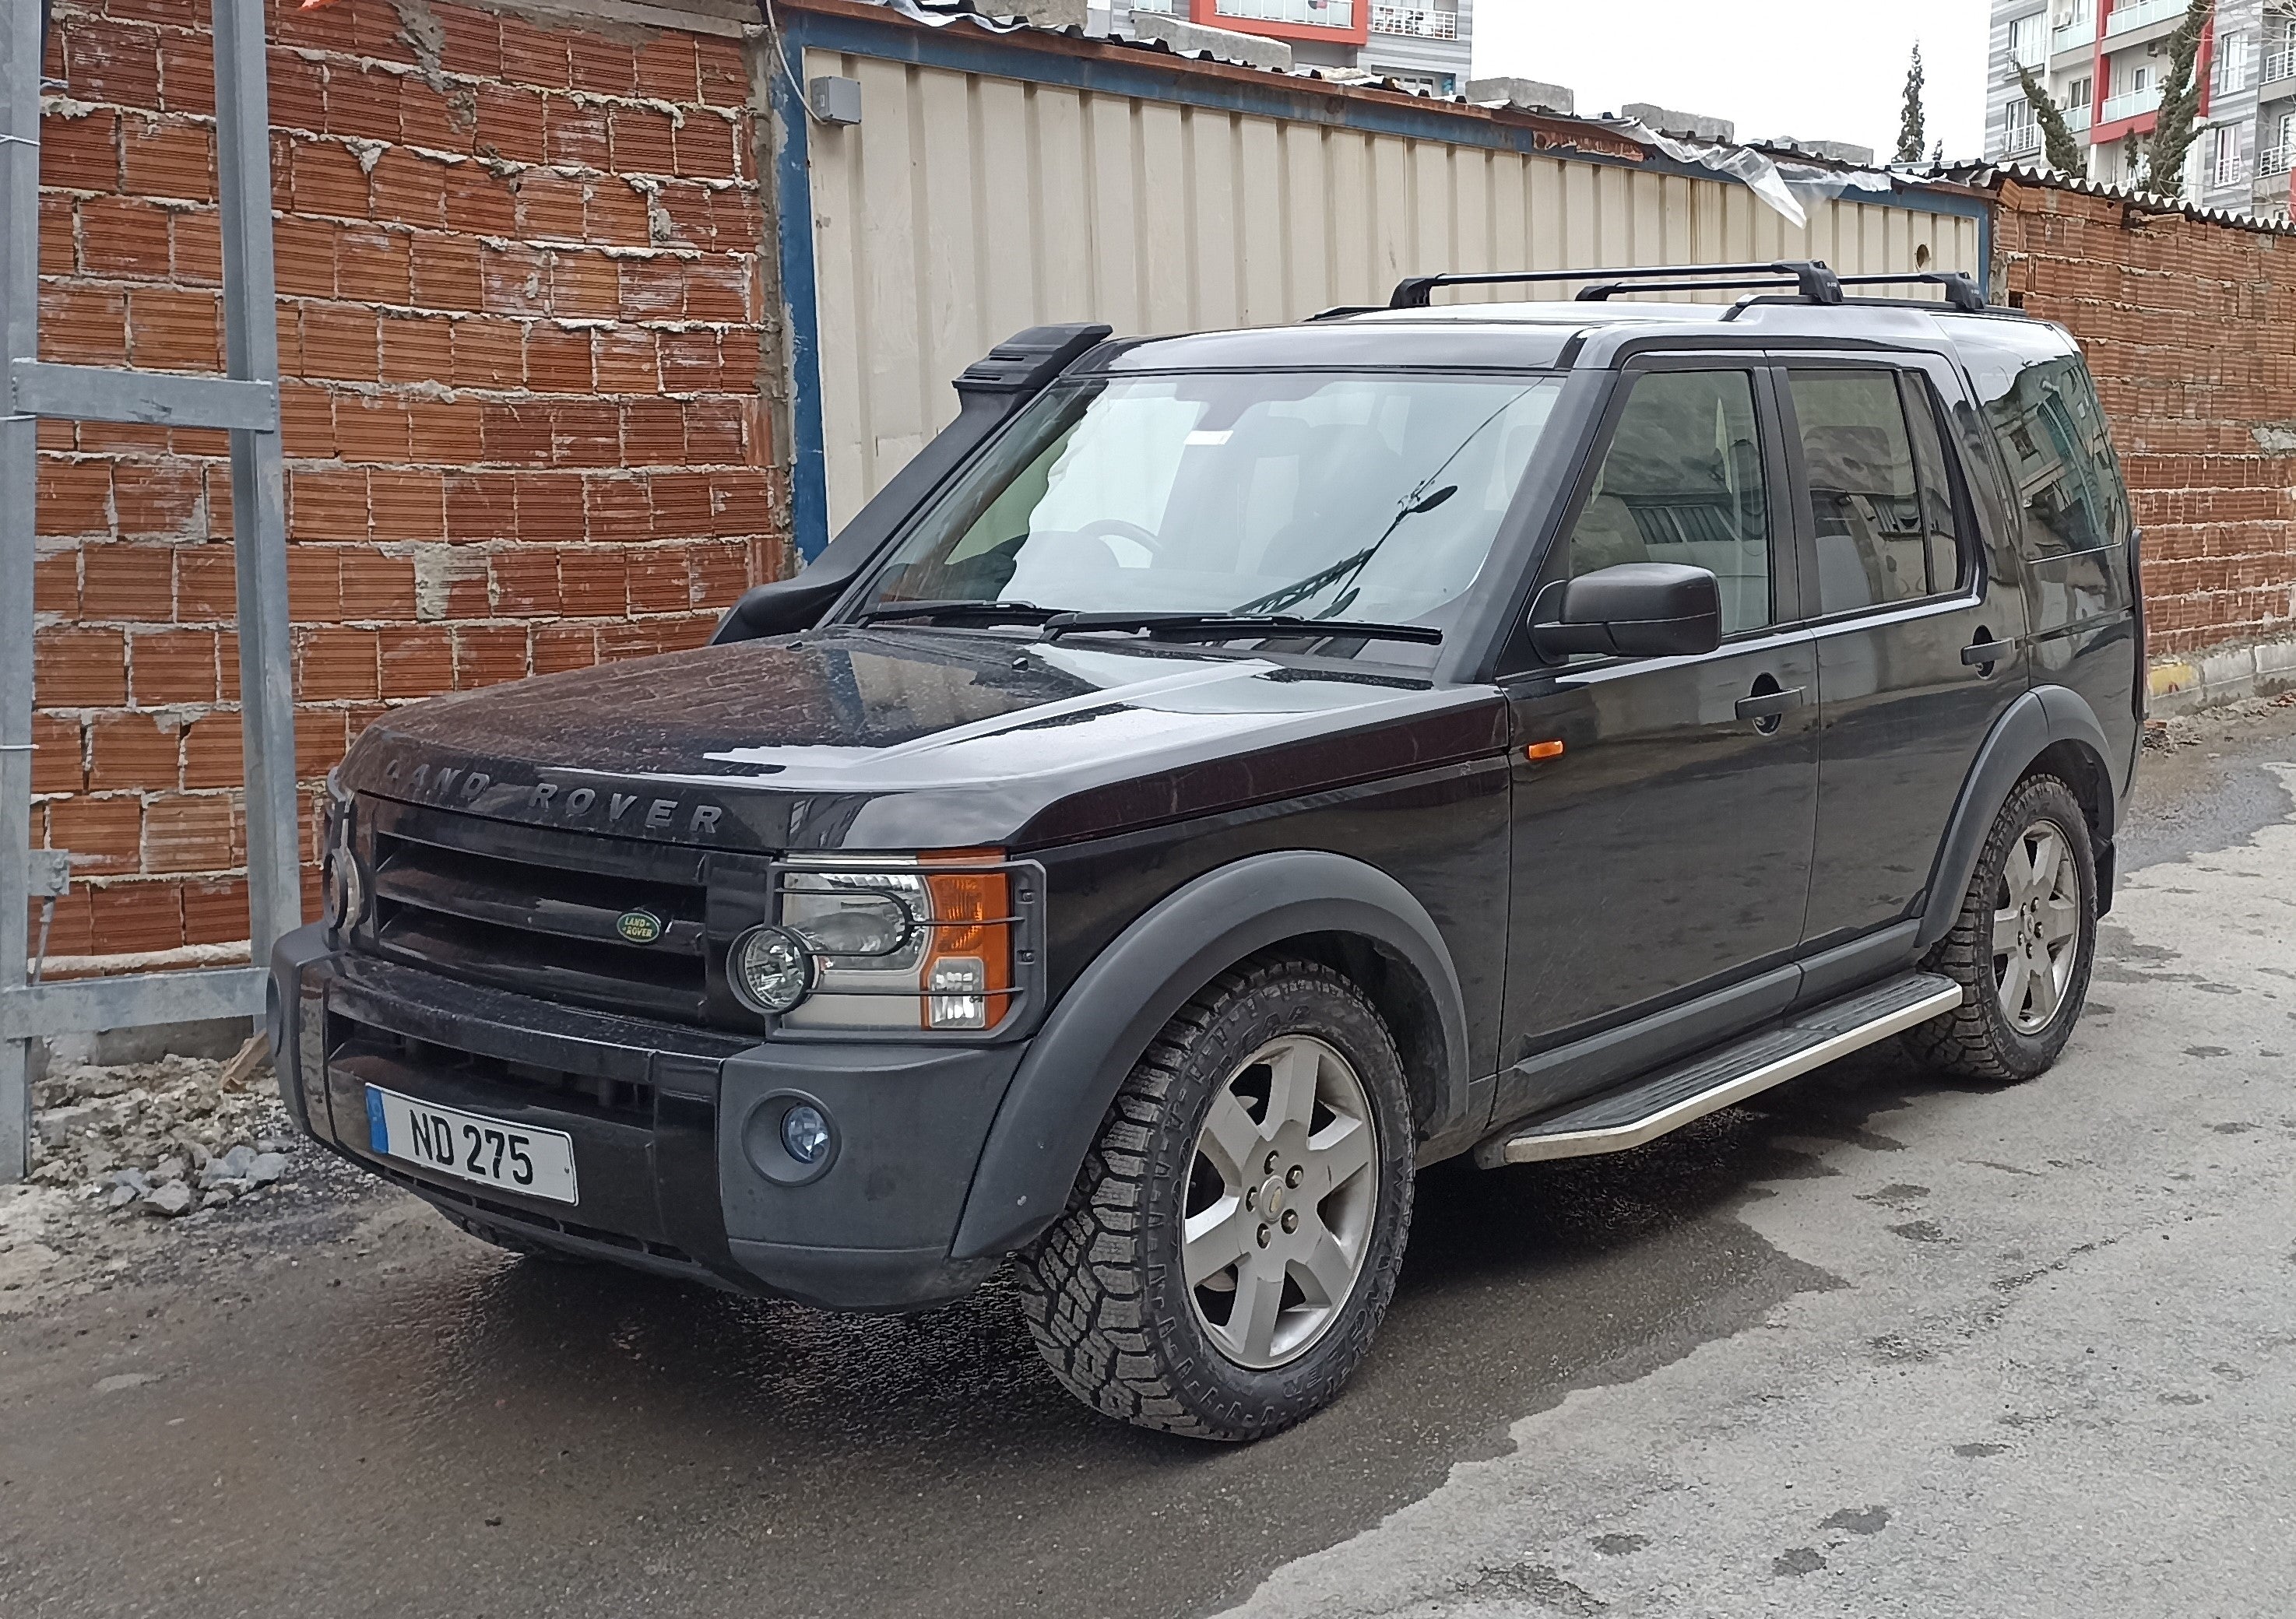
[949,850,1470,1261]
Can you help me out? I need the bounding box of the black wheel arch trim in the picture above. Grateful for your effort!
[1916,684,2118,953]
[950,850,1471,1262]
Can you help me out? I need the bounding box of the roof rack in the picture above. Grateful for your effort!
[1386,261,1989,315]
[1832,270,1987,313]
[1390,261,1845,308]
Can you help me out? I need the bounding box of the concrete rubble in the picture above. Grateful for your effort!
[23,1040,300,1221]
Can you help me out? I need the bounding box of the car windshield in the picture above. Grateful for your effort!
[846,371,1566,632]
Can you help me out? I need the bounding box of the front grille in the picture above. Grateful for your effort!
[356,797,751,1026]
[328,1010,654,1123]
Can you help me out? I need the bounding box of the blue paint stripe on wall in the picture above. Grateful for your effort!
[768,35,832,561]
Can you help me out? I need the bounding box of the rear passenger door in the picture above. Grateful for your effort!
[1779,354,2029,989]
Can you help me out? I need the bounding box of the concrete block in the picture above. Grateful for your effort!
[1002,0,1088,28]
[1465,76,1576,117]
[2199,642,2257,693]
[1128,12,1292,72]
[1623,102,1734,144]
[1765,136,1876,167]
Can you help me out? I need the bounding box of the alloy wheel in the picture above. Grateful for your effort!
[1992,817,2083,1034]
[1181,1035,1380,1371]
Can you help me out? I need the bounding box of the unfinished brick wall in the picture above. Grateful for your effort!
[32,0,784,970]
[1991,176,2296,658]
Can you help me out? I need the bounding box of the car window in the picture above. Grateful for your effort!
[1981,353,2123,559]
[1899,374,1967,597]
[1787,368,1958,616]
[1565,369,1772,636]
[856,371,1566,631]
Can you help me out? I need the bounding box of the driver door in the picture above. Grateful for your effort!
[1494,359,1819,1122]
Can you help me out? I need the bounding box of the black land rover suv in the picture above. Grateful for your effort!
[272,261,2140,1440]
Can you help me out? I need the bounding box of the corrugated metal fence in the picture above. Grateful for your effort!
[771,2,1992,546]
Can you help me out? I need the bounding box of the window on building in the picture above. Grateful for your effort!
[2131,64,2152,93]
[2004,97,2041,153]
[2271,111,2296,176]
[2009,13,2047,68]
[1787,371,1957,616]
[2009,12,2047,68]
[2217,30,2255,93]
[2210,124,2246,188]
[2068,76,2093,109]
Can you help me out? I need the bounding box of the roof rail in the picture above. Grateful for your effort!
[1387,262,1991,315]
[1389,261,1846,309]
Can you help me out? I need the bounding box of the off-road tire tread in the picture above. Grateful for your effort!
[1014,956,1412,1442]
[1903,773,2094,1083]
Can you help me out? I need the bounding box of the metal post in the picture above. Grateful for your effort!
[2,0,44,1178]
[0,0,294,1183]
[214,0,300,964]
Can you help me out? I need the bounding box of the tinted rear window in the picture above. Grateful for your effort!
[1976,349,2129,560]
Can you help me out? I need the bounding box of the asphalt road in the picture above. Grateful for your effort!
[5,705,2295,1619]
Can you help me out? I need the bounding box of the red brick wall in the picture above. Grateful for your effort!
[1991,177,2296,658]
[32,0,784,967]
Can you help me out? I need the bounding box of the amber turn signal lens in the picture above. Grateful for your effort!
[922,852,1012,1030]
[1524,739,1566,761]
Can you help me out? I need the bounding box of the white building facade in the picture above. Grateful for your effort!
[1985,0,2296,217]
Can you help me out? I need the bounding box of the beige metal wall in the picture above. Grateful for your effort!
[800,47,1985,532]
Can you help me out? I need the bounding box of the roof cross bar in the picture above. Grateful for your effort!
[1832,270,1988,312]
[1389,261,1844,309]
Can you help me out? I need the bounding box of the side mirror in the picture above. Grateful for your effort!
[1528,563,1722,661]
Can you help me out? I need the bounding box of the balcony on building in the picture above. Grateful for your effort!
[2265,30,2296,95]
[2049,2,2094,61]
[2102,0,2189,44]
[2063,100,2093,135]
[2097,80,2165,124]
[2003,112,2044,157]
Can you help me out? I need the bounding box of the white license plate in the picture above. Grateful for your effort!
[364,1085,579,1205]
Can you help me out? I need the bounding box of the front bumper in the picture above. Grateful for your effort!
[271,925,1019,1310]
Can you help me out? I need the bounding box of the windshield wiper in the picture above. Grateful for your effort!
[1039,612,1442,647]
[856,600,1060,627]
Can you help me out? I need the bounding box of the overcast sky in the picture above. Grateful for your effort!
[1471,0,1992,163]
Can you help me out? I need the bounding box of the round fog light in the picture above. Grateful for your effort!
[730,925,814,1013]
[781,1103,832,1165]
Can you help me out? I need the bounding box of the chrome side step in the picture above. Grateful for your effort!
[1475,973,1964,1168]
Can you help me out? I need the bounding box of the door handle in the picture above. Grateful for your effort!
[1961,638,2016,669]
[1734,686,1807,721]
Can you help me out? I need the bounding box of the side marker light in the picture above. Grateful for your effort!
[1524,739,1566,761]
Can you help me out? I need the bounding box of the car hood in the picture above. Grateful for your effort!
[338,628,1505,852]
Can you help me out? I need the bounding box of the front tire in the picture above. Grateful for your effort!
[1904,774,2097,1083]
[1015,957,1415,1442]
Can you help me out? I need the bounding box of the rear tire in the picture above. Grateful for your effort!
[1903,774,2097,1083]
[1015,957,1415,1442]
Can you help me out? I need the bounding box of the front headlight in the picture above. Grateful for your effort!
[765,852,1019,1031]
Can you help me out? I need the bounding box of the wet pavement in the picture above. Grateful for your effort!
[5,704,2295,1619]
